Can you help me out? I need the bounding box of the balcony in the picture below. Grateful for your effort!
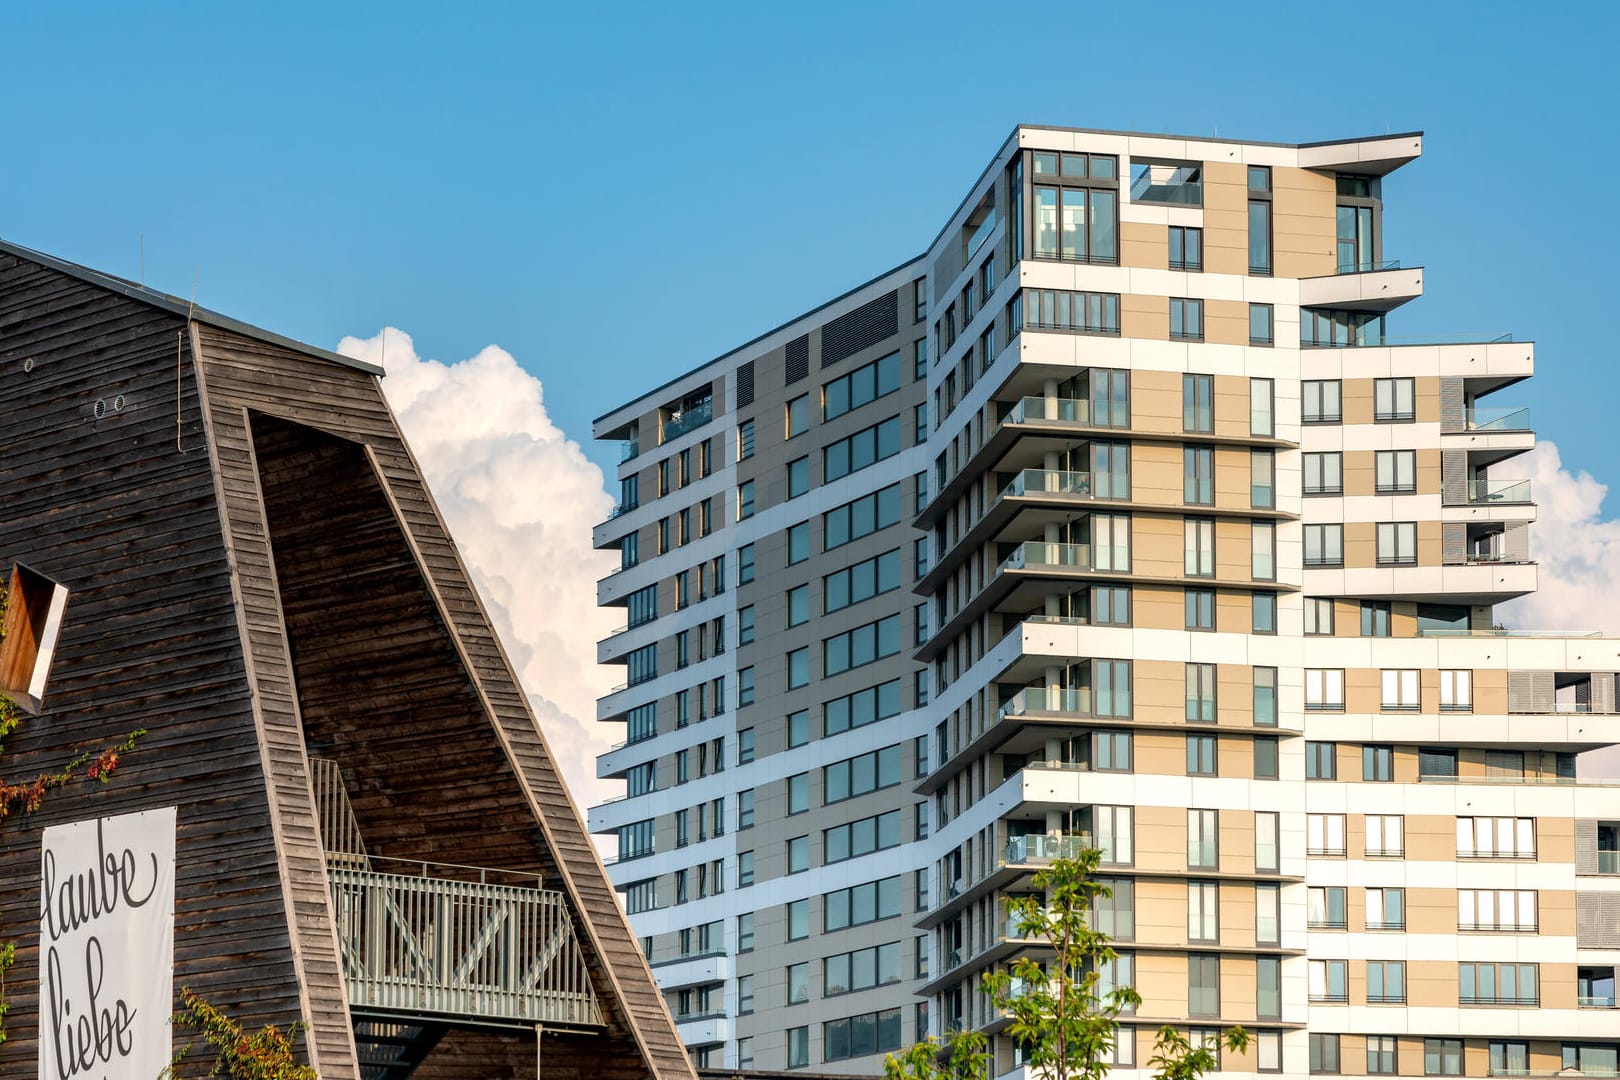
[1006,832,1093,866]
[1299,264,1424,313]
[1004,468,1094,501]
[1129,162,1202,206]
[1468,406,1532,432]
[619,439,640,463]
[1464,478,1533,505]
[660,398,713,443]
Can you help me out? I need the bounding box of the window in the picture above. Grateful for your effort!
[824,550,901,613]
[1304,598,1335,635]
[1361,600,1392,637]
[785,456,809,499]
[1460,962,1539,1006]
[738,543,755,584]
[1249,303,1274,346]
[1182,374,1213,433]
[1375,378,1416,421]
[1185,588,1214,631]
[786,1027,809,1069]
[1256,883,1281,945]
[1254,735,1279,779]
[1187,734,1216,776]
[1425,1039,1462,1076]
[1308,813,1347,856]
[738,665,755,705]
[823,942,902,996]
[624,879,656,914]
[786,836,809,874]
[1184,517,1214,575]
[1376,449,1417,494]
[823,876,902,931]
[1304,524,1344,567]
[1306,669,1345,711]
[1564,1047,1620,1076]
[913,537,928,579]
[1093,878,1135,939]
[1381,669,1420,710]
[1170,226,1203,271]
[1185,663,1216,723]
[1188,953,1220,1017]
[736,480,755,520]
[1093,513,1131,572]
[1304,452,1343,495]
[1030,181,1117,263]
[1093,584,1132,626]
[823,353,900,421]
[1251,449,1275,508]
[1183,449,1214,506]
[735,605,755,647]
[1187,809,1219,869]
[1367,887,1406,930]
[1020,288,1121,334]
[1253,667,1277,727]
[738,789,755,830]
[618,819,654,861]
[1250,377,1274,434]
[783,394,810,439]
[1367,965,1406,1003]
[1305,741,1337,780]
[1308,886,1347,929]
[1091,730,1133,772]
[787,772,809,814]
[823,416,901,482]
[823,614,902,676]
[1249,198,1273,276]
[824,745,902,803]
[1256,812,1280,873]
[737,727,755,764]
[1489,1043,1529,1080]
[1257,1030,1283,1073]
[1376,521,1418,566]
[787,898,808,940]
[1363,744,1394,781]
[1089,805,1134,865]
[823,1008,903,1062]
[824,680,902,736]
[823,484,902,550]
[1310,1034,1340,1074]
[1457,817,1536,858]
[1367,1037,1397,1075]
[1170,298,1204,341]
[1440,670,1473,711]
[788,709,809,747]
[1252,592,1276,634]
[824,810,902,865]
[1188,881,1219,942]
[1367,814,1404,856]
[1420,747,1458,778]
[626,643,657,686]
[1309,960,1348,1003]
[1303,380,1342,423]
[736,849,755,887]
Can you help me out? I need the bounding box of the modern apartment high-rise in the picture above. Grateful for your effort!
[590,126,1620,1079]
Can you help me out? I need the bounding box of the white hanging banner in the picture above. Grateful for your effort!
[38,806,176,1080]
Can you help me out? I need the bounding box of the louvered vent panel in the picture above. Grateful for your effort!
[821,290,899,367]
[1576,820,1598,874]
[785,336,809,385]
[1503,522,1530,562]
[1576,892,1620,949]
[1441,449,1468,505]
[1442,523,1466,565]
[1439,378,1466,432]
[1592,673,1616,714]
[736,361,755,408]
[1506,671,1553,714]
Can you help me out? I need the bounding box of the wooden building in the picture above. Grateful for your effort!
[0,239,694,1080]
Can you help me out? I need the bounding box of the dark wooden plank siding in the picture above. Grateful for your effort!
[192,324,696,1080]
[0,253,310,1077]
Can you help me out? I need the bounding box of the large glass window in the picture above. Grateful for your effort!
[1376,522,1418,566]
[1376,449,1417,493]
[1249,200,1272,275]
[1304,524,1344,567]
[1032,183,1117,263]
[1249,303,1274,346]
[1183,374,1213,432]
[823,352,901,421]
[1337,203,1377,273]
[1021,288,1121,334]
[1303,380,1342,423]
[823,417,901,482]
[1170,226,1203,271]
[1184,447,1214,505]
[1170,297,1204,341]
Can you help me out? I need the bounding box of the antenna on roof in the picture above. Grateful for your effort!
[139,234,144,286]
[177,266,199,455]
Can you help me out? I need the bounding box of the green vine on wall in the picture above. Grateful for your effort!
[0,580,145,1047]
[164,987,318,1080]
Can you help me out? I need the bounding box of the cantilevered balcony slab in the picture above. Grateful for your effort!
[1304,561,1536,605]
[1299,265,1424,313]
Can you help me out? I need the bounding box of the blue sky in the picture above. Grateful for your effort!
[3,1,1617,485]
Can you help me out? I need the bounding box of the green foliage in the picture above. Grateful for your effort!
[883,852,1246,1080]
[165,987,318,1080]
[885,1030,989,1080]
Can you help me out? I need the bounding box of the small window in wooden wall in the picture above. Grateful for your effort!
[1,563,70,714]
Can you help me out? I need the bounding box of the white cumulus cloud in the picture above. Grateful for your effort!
[336,327,623,817]
[1498,441,1620,777]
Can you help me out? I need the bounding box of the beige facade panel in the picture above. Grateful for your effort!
[1122,293,1169,340]
[1205,300,1249,348]
[1201,162,1249,277]
[1121,221,1169,271]
[1131,370,1184,437]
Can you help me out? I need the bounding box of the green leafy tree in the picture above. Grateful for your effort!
[885,851,1245,1080]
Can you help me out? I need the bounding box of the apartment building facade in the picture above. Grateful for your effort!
[592,126,1620,1079]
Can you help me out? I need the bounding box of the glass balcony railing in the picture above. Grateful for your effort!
[1417,628,1599,638]
[1579,994,1618,1008]
[1008,396,1092,425]
[619,440,640,463]
[1467,478,1532,504]
[1467,406,1531,432]
[1005,833,1093,865]
[1001,686,1094,717]
[1130,166,1202,206]
[1002,469,1092,500]
[1335,257,1403,274]
[1001,541,1092,574]
[661,398,713,443]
